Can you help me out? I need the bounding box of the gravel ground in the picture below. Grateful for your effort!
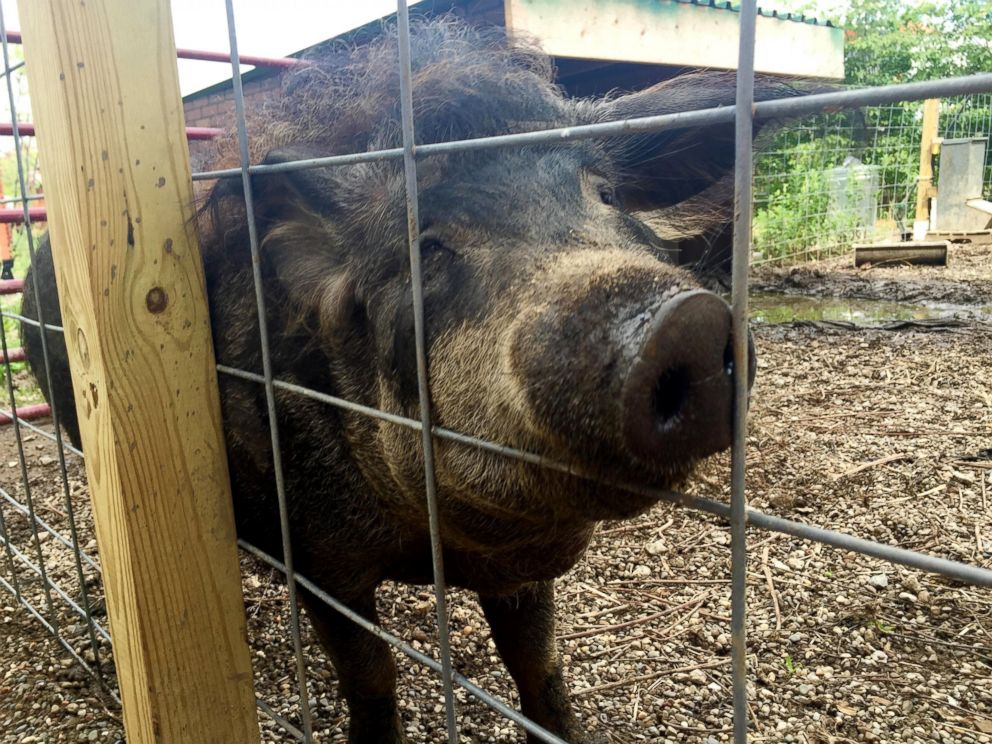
[1,247,990,743]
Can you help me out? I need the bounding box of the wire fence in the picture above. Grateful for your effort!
[752,93,992,266]
[0,2,991,743]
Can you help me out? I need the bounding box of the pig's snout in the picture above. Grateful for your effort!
[621,289,756,463]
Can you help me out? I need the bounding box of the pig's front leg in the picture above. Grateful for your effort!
[301,588,405,744]
[480,580,605,744]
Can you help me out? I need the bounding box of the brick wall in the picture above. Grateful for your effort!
[183,70,287,176]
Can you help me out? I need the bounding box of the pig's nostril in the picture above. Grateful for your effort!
[652,366,690,430]
[622,289,737,464]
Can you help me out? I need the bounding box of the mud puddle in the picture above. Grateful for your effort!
[748,292,992,325]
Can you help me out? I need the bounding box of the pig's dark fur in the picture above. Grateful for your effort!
[22,19,815,743]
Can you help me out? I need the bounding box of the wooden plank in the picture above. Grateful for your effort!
[853,241,948,267]
[926,229,992,245]
[18,2,259,742]
[913,98,940,239]
[505,0,846,79]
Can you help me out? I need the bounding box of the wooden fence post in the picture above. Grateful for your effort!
[18,1,260,741]
[913,98,940,240]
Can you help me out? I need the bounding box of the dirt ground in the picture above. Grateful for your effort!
[751,240,992,306]
[1,244,990,743]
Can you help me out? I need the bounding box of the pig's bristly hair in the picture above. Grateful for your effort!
[199,18,578,257]
[198,17,812,265]
[258,18,567,158]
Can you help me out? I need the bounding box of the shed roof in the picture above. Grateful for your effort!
[183,0,845,102]
[673,0,837,28]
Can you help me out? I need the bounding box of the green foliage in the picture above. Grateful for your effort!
[753,120,896,262]
[843,0,992,86]
[751,0,992,264]
[873,618,897,634]
[783,654,805,675]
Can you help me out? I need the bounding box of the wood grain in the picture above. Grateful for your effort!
[915,98,940,223]
[18,1,259,741]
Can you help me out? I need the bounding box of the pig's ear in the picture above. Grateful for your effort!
[254,148,361,332]
[208,146,360,333]
[593,72,815,212]
[250,145,342,225]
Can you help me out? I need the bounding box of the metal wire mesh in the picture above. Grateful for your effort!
[0,2,990,743]
[753,92,992,266]
[0,2,110,704]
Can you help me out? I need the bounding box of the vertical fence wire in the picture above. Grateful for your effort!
[221,1,315,740]
[730,1,757,741]
[394,2,459,740]
[0,483,22,599]
[0,7,60,642]
[0,3,106,685]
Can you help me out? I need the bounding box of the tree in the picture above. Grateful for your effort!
[774,0,992,86]
[844,0,992,86]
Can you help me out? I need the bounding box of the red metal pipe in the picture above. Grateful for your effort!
[0,403,51,425]
[4,30,298,69]
[0,122,34,136]
[175,46,301,69]
[0,279,25,295]
[2,347,25,363]
[0,208,45,224]
[1,121,221,140]
[184,126,225,140]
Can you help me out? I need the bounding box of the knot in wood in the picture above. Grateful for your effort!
[145,286,168,314]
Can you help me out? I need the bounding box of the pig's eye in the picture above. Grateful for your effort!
[598,184,617,206]
[420,237,449,257]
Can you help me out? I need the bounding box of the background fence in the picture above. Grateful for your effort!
[753,93,992,265]
[0,1,991,743]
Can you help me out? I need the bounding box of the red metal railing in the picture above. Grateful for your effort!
[1,122,222,140]
[2,30,301,69]
[0,208,45,224]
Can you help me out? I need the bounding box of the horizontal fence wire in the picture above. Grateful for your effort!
[238,538,570,744]
[0,404,82,457]
[0,571,116,703]
[215,364,992,587]
[191,73,992,182]
[0,487,99,572]
[0,193,43,205]
[1,6,991,743]
[0,531,110,643]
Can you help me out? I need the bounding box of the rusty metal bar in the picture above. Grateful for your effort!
[0,207,45,223]
[730,2,757,741]
[222,0,314,738]
[1,28,297,69]
[395,1,459,740]
[0,121,222,139]
[175,46,300,68]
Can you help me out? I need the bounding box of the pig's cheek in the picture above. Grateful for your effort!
[372,379,425,495]
[377,421,424,497]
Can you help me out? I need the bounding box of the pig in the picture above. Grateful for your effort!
[22,19,813,744]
